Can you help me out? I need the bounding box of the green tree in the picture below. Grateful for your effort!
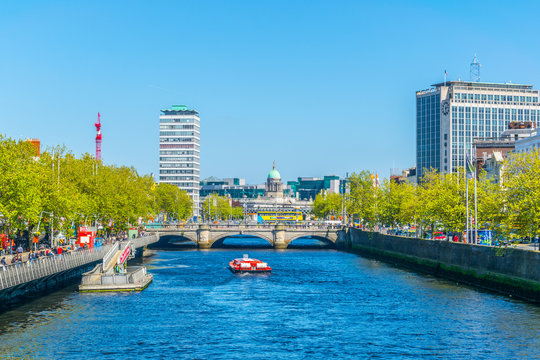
[201,194,233,221]
[502,149,540,240]
[476,171,505,238]
[418,169,466,237]
[378,180,418,229]
[231,206,244,220]
[313,192,343,219]
[348,171,377,228]
[155,183,193,221]
[0,137,43,243]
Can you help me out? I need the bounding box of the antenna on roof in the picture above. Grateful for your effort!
[470,54,481,82]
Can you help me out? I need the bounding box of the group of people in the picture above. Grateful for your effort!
[113,262,128,274]
[0,247,66,268]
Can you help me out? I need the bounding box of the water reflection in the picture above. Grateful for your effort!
[0,249,538,359]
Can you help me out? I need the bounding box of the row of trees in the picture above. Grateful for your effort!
[313,150,540,241]
[0,136,192,245]
[201,194,244,221]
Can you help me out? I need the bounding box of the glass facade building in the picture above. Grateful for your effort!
[159,105,200,216]
[416,81,540,180]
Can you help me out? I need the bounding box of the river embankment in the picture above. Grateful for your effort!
[347,228,540,303]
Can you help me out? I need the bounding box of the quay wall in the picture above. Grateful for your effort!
[348,228,540,302]
[0,235,158,311]
[0,261,100,308]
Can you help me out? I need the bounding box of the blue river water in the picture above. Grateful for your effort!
[0,241,539,359]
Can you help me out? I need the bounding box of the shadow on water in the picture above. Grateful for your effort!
[151,235,335,250]
[213,236,273,249]
[0,284,79,330]
[287,237,336,250]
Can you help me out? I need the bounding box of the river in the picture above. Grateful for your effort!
[0,243,539,359]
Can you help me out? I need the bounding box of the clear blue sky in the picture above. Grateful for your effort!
[1,1,540,184]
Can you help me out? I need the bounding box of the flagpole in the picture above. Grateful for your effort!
[474,145,478,244]
[444,70,447,86]
[465,148,469,243]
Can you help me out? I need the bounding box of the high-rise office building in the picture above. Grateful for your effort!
[416,81,540,180]
[159,105,200,217]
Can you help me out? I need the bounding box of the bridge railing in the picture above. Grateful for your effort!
[131,234,158,248]
[0,245,112,291]
[147,224,342,231]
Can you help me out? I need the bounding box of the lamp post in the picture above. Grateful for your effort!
[243,195,247,225]
[275,197,278,225]
[36,211,54,249]
[213,196,217,223]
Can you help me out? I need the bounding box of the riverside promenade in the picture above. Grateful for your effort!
[0,235,158,308]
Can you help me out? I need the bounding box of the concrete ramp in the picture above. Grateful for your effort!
[79,241,152,292]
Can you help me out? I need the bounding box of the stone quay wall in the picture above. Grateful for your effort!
[347,228,540,303]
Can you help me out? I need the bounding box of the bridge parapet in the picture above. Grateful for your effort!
[146,224,347,249]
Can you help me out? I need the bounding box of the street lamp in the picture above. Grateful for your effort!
[243,195,247,224]
[275,197,278,225]
[36,211,54,249]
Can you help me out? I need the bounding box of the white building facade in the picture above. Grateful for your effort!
[159,105,200,217]
[515,131,540,153]
[416,81,540,180]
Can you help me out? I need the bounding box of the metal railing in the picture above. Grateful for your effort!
[0,245,112,291]
[0,235,159,292]
[148,224,342,231]
[102,242,119,271]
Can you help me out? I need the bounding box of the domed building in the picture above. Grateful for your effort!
[265,161,283,198]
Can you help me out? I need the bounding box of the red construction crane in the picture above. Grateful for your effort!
[95,112,102,161]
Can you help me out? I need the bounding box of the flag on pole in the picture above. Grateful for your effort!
[465,154,475,178]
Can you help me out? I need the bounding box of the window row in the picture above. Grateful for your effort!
[160,125,197,130]
[454,93,539,103]
[160,131,197,136]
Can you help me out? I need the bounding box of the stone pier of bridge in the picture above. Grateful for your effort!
[152,224,348,249]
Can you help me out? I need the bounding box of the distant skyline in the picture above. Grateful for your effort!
[2,1,540,184]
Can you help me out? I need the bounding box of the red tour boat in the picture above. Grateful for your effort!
[229,254,272,273]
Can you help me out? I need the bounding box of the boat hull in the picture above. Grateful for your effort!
[228,264,271,274]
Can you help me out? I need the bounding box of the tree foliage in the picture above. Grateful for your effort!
[502,149,540,239]
[201,194,243,220]
[313,192,343,219]
[0,136,192,242]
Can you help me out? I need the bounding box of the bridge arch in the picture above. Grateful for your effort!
[210,232,274,248]
[286,234,337,249]
[158,232,198,246]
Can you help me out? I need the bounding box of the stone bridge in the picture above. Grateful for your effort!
[147,224,348,249]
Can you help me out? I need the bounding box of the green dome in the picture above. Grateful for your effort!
[268,161,281,179]
[268,168,281,179]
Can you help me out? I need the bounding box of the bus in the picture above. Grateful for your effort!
[257,211,303,224]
